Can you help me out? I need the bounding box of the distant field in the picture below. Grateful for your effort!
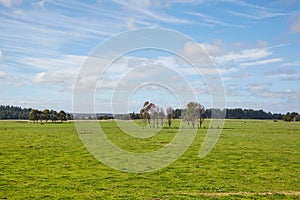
[0,120,299,199]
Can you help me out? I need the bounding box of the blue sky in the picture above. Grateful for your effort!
[0,0,300,113]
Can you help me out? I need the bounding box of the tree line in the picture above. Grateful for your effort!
[135,102,290,128]
[29,109,72,123]
[204,108,284,120]
[283,112,300,122]
[0,105,299,122]
[128,108,286,121]
[0,105,31,119]
[0,105,72,122]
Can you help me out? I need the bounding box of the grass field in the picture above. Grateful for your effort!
[0,119,299,199]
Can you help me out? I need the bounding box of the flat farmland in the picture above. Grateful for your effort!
[0,120,299,199]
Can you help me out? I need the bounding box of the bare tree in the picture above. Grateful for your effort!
[186,102,196,128]
[166,107,173,128]
[158,107,165,128]
[185,102,205,128]
[140,101,155,128]
[185,102,196,128]
[150,105,165,128]
[196,103,205,128]
[149,105,158,128]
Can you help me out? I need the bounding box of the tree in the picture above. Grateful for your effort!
[42,109,50,123]
[0,105,32,119]
[173,108,181,119]
[149,105,158,128]
[184,102,205,128]
[140,101,154,127]
[284,112,292,122]
[186,102,197,128]
[166,107,173,128]
[37,110,43,123]
[291,112,299,121]
[29,109,39,123]
[196,103,205,128]
[158,107,165,127]
[66,113,73,120]
[130,112,140,120]
[295,115,300,122]
[149,105,165,128]
[58,110,67,123]
[50,110,58,123]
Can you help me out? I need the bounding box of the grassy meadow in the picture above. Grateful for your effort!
[0,119,299,199]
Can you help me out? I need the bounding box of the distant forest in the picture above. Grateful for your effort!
[125,108,287,120]
[0,105,32,119]
[205,108,285,120]
[0,105,298,120]
[0,105,71,121]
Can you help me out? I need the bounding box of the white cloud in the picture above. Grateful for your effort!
[27,54,87,91]
[177,41,283,75]
[0,0,14,7]
[200,43,225,57]
[223,0,266,10]
[0,71,7,79]
[112,0,190,24]
[228,10,287,20]
[0,2,123,58]
[256,40,268,48]
[113,0,204,9]
[32,71,72,85]
[179,41,214,66]
[179,41,282,70]
[141,9,191,24]
[127,0,153,9]
[215,48,271,63]
[127,17,135,30]
[240,58,283,67]
[217,67,239,74]
[281,76,300,81]
[22,55,86,70]
[177,42,235,75]
[271,0,299,6]
[282,60,300,66]
[289,12,300,33]
[265,68,296,76]
[168,0,204,4]
[249,84,292,98]
[32,0,45,8]
[32,72,46,83]
[111,0,158,9]
[234,71,250,78]
[187,11,246,28]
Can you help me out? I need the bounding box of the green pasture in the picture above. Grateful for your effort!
[0,120,299,199]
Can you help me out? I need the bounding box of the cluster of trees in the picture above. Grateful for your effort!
[139,101,205,129]
[0,105,32,119]
[0,105,72,122]
[1,105,300,123]
[283,112,300,122]
[124,108,181,121]
[203,108,284,120]
[183,102,205,128]
[139,101,168,128]
[129,107,286,122]
[129,108,285,121]
[29,109,72,123]
[71,113,113,120]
